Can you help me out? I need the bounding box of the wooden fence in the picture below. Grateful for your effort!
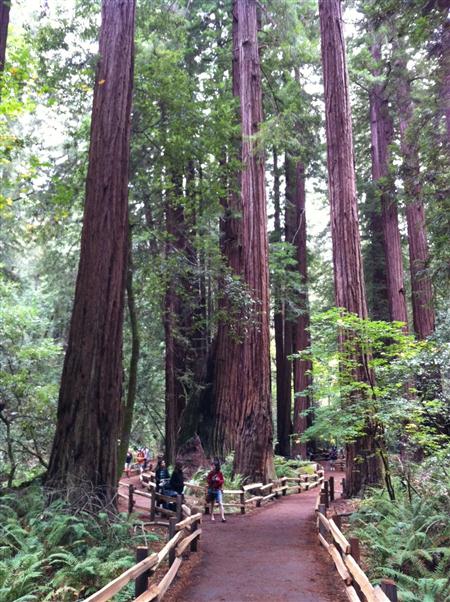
[315,480,398,602]
[86,464,324,601]
[84,504,202,602]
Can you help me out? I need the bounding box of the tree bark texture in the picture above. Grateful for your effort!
[370,41,408,325]
[164,173,190,465]
[210,0,273,481]
[319,0,383,496]
[0,0,10,74]
[286,159,312,460]
[441,15,450,142]
[118,227,140,474]
[274,149,292,458]
[46,0,135,505]
[395,57,435,339]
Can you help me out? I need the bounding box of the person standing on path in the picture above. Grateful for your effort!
[207,459,226,522]
[124,449,133,478]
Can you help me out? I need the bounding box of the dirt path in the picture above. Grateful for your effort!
[167,484,347,602]
[118,470,348,602]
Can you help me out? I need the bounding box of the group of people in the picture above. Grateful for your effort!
[124,447,152,476]
[124,450,227,522]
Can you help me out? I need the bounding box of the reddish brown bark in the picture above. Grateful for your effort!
[319,0,383,496]
[210,0,273,481]
[0,0,10,75]
[395,56,435,339]
[46,0,135,505]
[288,160,312,460]
[370,41,408,325]
[274,149,292,458]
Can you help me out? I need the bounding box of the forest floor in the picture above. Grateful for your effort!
[119,466,348,602]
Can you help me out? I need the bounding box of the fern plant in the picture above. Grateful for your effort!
[349,473,450,602]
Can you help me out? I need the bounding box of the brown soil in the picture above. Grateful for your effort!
[119,469,349,602]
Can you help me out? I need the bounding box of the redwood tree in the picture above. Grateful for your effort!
[46,0,135,505]
[0,0,9,75]
[319,0,383,495]
[288,160,312,460]
[394,51,435,339]
[370,39,408,325]
[210,0,273,481]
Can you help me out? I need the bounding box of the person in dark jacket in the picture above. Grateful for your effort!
[155,457,170,492]
[168,461,184,495]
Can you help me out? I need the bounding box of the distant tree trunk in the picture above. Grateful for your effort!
[165,172,189,465]
[395,55,435,339]
[46,0,135,506]
[118,227,140,474]
[288,159,312,460]
[441,14,450,141]
[319,0,383,496]
[370,41,408,325]
[274,149,292,457]
[210,0,274,481]
[0,0,10,74]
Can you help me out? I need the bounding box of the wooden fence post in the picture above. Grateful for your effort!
[128,484,134,515]
[168,517,177,567]
[323,481,330,508]
[134,546,149,597]
[282,477,287,496]
[320,488,328,508]
[150,489,156,521]
[341,478,346,497]
[329,476,335,502]
[240,491,245,514]
[176,495,183,522]
[256,486,262,507]
[380,579,398,602]
[318,503,327,537]
[350,537,361,564]
[190,519,199,552]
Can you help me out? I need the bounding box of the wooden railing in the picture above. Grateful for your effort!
[84,503,201,602]
[88,464,324,601]
[315,480,398,602]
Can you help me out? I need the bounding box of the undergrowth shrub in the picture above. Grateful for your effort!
[349,467,450,602]
[0,485,159,601]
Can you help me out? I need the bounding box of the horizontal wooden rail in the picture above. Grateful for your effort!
[85,553,158,602]
[316,479,395,602]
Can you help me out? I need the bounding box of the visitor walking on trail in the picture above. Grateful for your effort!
[136,448,145,473]
[124,449,133,478]
[207,459,226,522]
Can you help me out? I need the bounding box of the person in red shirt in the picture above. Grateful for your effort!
[207,459,226,522]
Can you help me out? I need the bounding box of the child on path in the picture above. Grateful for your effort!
[207,459,226,522]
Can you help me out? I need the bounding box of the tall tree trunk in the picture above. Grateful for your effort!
[441,14,450,142]
[46,0,135,506]
[118,226,140,475]
[210,0,274,481]
[394,54,435,339]
[0,0,10,75]
[164,173,189,465]
[289,160,312,460]
[370,41,408,325]
[319,0,383,496]
[274,149,292,457]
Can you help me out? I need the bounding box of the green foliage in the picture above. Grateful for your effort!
[297,309,449,455]
[273,455,315,478]
[0,485,157,601]
[349,462,450,602]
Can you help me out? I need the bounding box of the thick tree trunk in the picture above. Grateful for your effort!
[441,16,450,142]
[210,0,274,481]
[274,149,292,457]
[288,160,312,460]
[395,57,435,339]
[46,0,135,506]
[370,41,408,325]
[319,0,383,496]
[118,228,140,474]
[0,0,10,74]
